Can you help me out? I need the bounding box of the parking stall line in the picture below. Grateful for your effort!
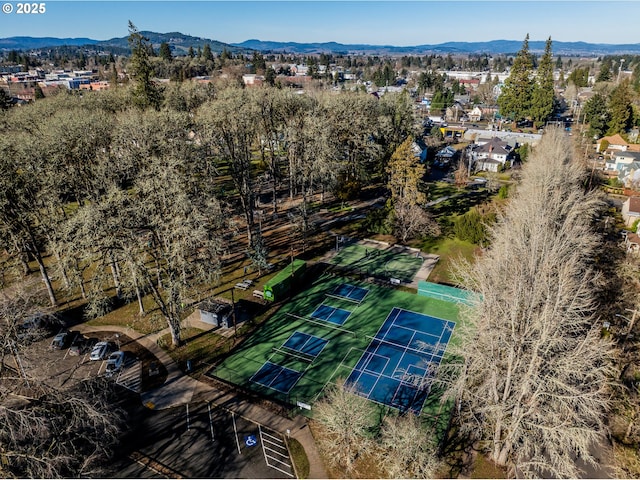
[208,403,215,442]
[259,425,294,477]
[231,412,242,455]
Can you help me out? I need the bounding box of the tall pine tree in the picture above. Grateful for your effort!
[497,34,534,122]
[530,37,555,126]
[127,21,163,110]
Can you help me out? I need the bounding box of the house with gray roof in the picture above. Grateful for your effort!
[470,137,513,172]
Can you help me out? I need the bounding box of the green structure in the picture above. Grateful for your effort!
[263,259,306,302]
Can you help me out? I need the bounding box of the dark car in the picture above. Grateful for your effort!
[69,335,93,356]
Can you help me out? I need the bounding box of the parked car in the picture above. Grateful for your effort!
[89,341,111,361]
[105,351,125,376]
[17,314,51,343]
[50,330,76,350]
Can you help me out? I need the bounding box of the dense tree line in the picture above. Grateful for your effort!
[0,79,417,346]
[498,35,555,125]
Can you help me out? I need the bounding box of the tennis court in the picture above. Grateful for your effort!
[346,307,455,413]
[210,273,461,417]
[331,283,369,302]
[310,304,352,325]
[251,362,303,394]
[282,331,329,358]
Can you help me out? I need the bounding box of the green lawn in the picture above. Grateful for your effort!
[421,237,480,285]
[210,274,461,420]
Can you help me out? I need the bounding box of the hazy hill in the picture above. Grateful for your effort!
[234,39,640,55]
[96,31,248,55]
[3,33,640,56]
[0,32,249,55]
[0,36,97,49]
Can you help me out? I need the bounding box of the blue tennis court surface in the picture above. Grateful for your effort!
[332,283,369,302]
[346,307,455,414]
[282,331,329,357]
[311,304,352,325]
[251,361,303,393]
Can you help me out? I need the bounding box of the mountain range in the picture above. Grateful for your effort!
[2,32,640,56]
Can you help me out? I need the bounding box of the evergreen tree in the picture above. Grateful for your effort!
[0,88,12,110]
[202,43,214,62]
[596,58,613,82]
[497,34,534,122]
[607,80,634,134]
[567,67,589,87]
[158,42,173,62]
[127,21,163,110]
[555,55,563,69]
[530,37,555,125]
[583,92,609,138]
[34,85,45,99]
[188,45,195,58]
[265,67,276,86]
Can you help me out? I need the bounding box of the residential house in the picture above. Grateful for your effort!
[434,145,457,168]
[607,151,640,186]
[621,197,640,227]
[595,134,640,156]
[625,232,640,255]
[471,136,513,172]
[468,106,483,122]
[412,140,429,164]
[459,78,480,93]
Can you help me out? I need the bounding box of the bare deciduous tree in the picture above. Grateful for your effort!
[445,128,616,478]
[376,414,441,478]
[313,378,377,474]
[0,378,124,478]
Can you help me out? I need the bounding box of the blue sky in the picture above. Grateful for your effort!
[1,1,639,45]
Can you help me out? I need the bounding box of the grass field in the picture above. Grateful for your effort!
[210,273,461,419]
[328,243,424,283]
[420,237,480,285]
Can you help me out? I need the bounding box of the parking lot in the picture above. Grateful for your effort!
[112,401,295,479]
[19,330,157,391]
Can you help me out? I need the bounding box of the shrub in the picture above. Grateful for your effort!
[453,207,496,244]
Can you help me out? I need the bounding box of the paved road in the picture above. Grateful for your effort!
[76,324,327,479]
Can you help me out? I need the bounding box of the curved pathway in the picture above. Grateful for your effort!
[76,324,328,479]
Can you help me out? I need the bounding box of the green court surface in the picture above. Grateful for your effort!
[328,243,424,283]
[209,273,461,418]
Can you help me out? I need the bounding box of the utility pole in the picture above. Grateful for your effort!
[617,58,625,84]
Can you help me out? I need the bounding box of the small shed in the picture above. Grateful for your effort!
[263,260,306,302]
[198,300,233,328]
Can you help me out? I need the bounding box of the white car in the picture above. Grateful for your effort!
[89,341,110,361]
[105,351,125,376]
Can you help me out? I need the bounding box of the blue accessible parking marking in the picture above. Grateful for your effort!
[346,307,455,414]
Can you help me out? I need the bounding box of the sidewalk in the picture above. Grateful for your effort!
[75,324,328,479]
